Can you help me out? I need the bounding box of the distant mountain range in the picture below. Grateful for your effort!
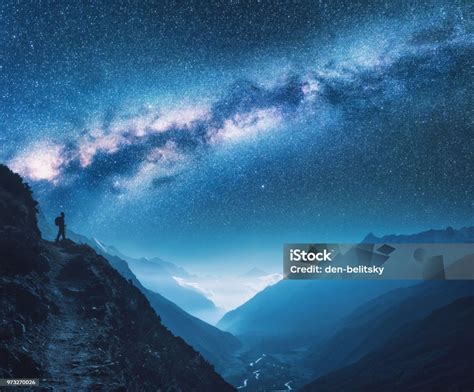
[0,164,234,390]
[363,226,474,243]
[240,267,268,278]
[217,225,474,389]
[218,226,474,350]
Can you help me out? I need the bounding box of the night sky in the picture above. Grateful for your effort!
[1,1,473,270]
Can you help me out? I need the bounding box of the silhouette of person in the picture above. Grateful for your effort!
[55,212,66,242]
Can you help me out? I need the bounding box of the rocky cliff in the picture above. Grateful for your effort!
[0,165,234,391]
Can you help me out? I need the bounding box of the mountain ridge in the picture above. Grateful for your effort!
[302,279,474,380]
[302,296,474,391]
[363,226,474,243]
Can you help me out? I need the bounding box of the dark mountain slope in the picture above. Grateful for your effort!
[0,165,234,391]
[303,280,474,379]
[217,279,412,351]
[95,252,240,372]
[38,208,241,372]
[302,296,474,391]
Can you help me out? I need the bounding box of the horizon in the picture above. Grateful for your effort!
[38,204,473,273]
[34,205,474,313]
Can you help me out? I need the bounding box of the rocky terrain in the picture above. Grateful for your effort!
[37,213,241,373]
[0,165,234,391]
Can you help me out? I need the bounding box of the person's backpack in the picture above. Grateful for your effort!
[55,217,61,226]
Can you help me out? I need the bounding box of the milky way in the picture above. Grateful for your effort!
[1,1,472,266]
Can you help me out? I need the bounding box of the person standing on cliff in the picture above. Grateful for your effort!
[54,212,66,242]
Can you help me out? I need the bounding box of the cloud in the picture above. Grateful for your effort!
[173,276,215,298]
[172,272,283,311]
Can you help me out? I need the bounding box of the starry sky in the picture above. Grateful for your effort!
[1,1,473,271]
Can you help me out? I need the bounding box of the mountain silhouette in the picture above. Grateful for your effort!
[240,267,268,278]
[301,296,474,391]
[0,164,234,390]
[362,226,474,243]
[302,280,474,380]
[217,279,412,352]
